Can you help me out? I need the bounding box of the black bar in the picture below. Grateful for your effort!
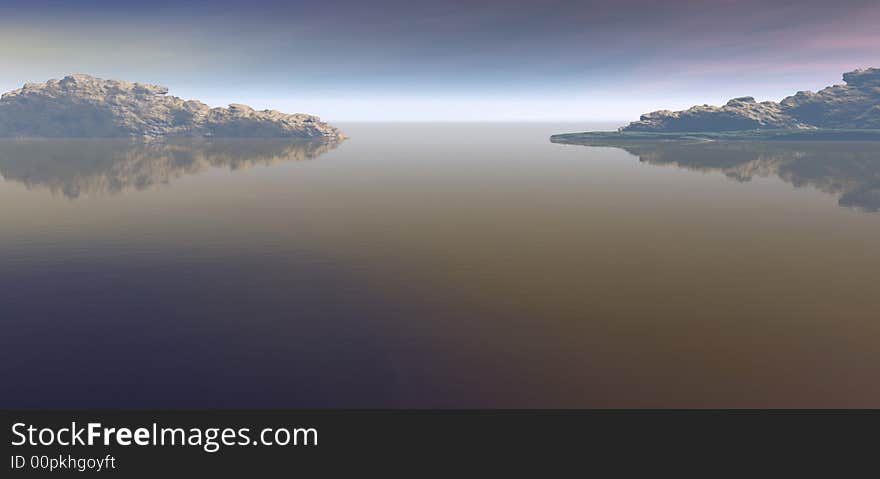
[3,410,877,474]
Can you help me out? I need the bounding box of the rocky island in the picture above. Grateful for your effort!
[0,74,344,139]
[552,67,880,143]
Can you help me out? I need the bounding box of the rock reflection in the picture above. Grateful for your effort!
[573,141,880,212]
[0,138,342,197]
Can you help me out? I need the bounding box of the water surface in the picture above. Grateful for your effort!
[2,124,879,407]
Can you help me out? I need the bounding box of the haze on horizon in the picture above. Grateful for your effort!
[2,0,878,122]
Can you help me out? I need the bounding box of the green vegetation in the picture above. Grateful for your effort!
[550,129,880,144]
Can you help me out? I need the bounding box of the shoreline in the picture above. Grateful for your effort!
[550,129,880,144]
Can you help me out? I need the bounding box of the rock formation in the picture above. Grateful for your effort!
[623,67,880,132]
[0,74,344,139]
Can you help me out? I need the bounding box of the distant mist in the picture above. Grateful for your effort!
[2,0,878,120]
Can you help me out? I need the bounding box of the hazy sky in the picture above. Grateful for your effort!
[1,0,878,121]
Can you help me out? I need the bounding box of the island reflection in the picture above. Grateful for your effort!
[0,138,342,198]
[575,141,880,212]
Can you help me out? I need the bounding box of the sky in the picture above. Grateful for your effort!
[1,0,878,121]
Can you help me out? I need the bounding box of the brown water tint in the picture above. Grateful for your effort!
[1,124,879,407]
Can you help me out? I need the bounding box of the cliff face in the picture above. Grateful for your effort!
[0,74,344,139]
[623,68,880,132]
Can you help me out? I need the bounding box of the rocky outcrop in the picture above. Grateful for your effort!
[623,67,880,132]
[0,74,344,139]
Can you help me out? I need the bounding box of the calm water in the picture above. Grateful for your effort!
[2,123,879,408]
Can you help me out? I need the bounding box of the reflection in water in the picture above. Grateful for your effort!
[3,124,880,408]
[586,141,880,212]
[0,138,342,197]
